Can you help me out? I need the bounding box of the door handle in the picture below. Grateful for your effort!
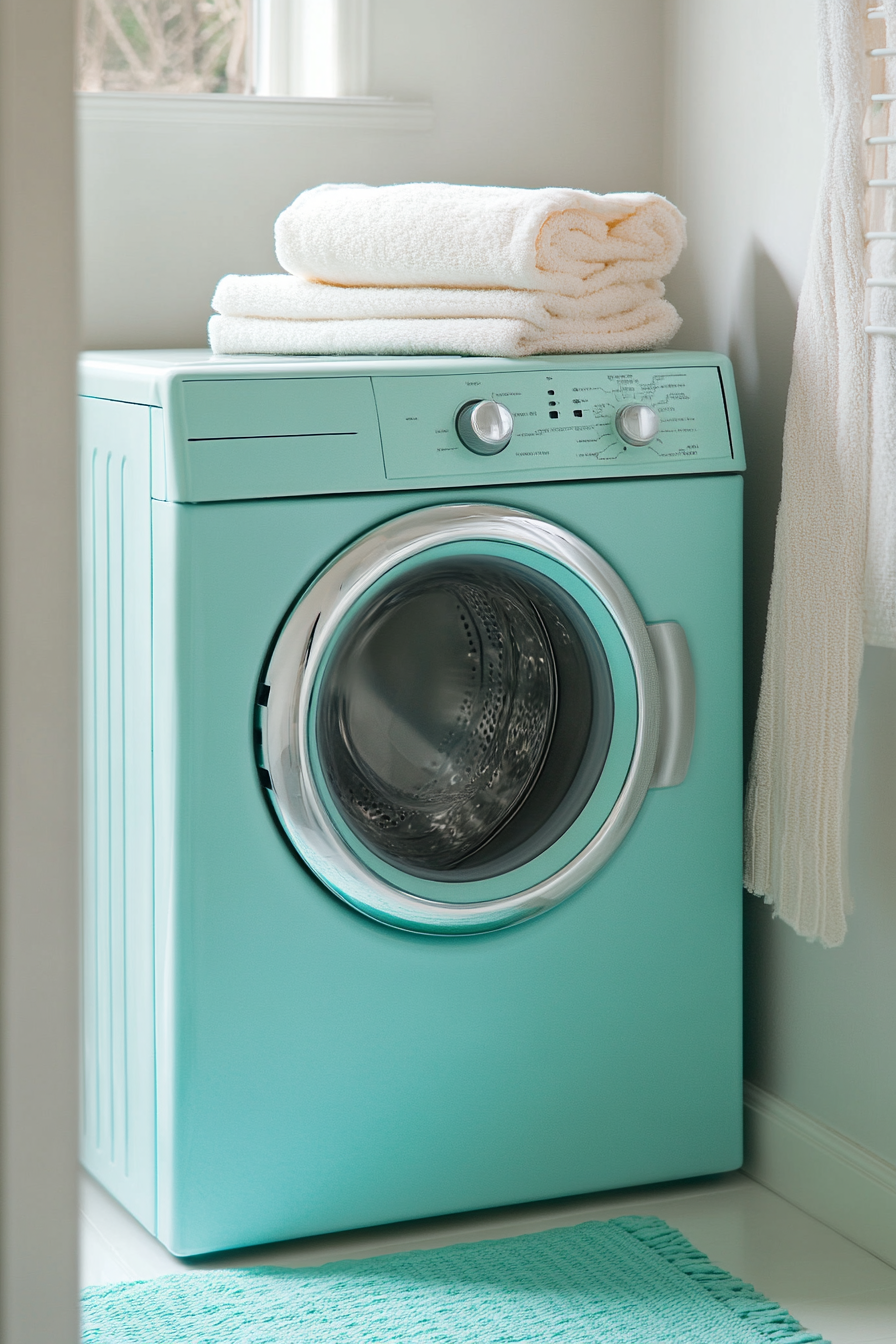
[646,622,695,788]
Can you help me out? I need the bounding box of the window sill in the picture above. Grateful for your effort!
[76,91,434,131]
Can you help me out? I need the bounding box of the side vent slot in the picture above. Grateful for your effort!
[80,399,157,1233]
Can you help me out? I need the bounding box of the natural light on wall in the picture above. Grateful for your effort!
[76,0,368,96]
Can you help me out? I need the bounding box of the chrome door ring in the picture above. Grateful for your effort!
[259,503,661,934]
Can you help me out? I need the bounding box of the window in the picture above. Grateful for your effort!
[78,0,251,94]
[76,0,368,97]
[254,0,368,97]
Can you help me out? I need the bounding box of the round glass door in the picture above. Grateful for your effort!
[314,555,614,882]
[259,504,661,934]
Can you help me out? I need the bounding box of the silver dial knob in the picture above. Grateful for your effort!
[456,400,514,455]
[615,403,660,447]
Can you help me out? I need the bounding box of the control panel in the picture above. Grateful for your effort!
[108,353,742,502]
[373,366,733,482]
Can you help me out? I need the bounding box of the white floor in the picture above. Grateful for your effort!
[81,1169,896,1343]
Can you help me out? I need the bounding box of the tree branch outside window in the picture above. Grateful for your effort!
[77,0,251,94]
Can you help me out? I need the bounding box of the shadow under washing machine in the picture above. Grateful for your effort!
[80,350,744,1256]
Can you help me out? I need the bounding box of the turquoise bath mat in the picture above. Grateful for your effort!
[82,1215,827,1343]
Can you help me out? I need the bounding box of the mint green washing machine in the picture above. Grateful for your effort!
[80,350,744,1256]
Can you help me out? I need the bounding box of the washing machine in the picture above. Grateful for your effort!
[79,350,744,1256]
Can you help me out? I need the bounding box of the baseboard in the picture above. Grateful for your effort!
[744,1082,896,1268]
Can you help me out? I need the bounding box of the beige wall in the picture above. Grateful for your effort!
[665,0,896,1167]
[0,0,80,1340]
[79,0,665,348]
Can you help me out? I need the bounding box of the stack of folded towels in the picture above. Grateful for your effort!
[209,182,687,359]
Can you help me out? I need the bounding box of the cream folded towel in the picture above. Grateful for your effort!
[212,273,668,322]
[273,183,686,297]
[208,271,682,356]
[208,307,681,358]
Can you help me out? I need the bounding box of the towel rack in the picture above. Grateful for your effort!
[866,6,896,336]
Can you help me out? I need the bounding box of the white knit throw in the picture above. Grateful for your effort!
[744,0,871,947]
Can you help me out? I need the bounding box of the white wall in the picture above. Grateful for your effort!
[666,0,896,1177]
[80,0,665,349]
[0,0,80,1339]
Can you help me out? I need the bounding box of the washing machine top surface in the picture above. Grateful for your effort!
[79,351,744,503]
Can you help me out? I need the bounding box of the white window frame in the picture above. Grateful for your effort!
[76,90,433,129]
[76,0,433,130]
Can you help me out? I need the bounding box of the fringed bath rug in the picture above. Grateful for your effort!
[81,1214,827,1343]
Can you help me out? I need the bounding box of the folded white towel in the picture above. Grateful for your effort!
[212,273,669,324]
[273,183,686,298]
[208,305,681,358]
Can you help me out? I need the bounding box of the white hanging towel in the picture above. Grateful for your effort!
[744,0,871,946]
[272,183,686,296]
[865,0,896,648]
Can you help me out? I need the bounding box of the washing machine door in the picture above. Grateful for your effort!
[259,504,664,934]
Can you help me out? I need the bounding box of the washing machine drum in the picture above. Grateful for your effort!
[259,504,662,934]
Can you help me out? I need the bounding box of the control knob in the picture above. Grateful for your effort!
[456,400,514,455]
[615,403,660,447]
